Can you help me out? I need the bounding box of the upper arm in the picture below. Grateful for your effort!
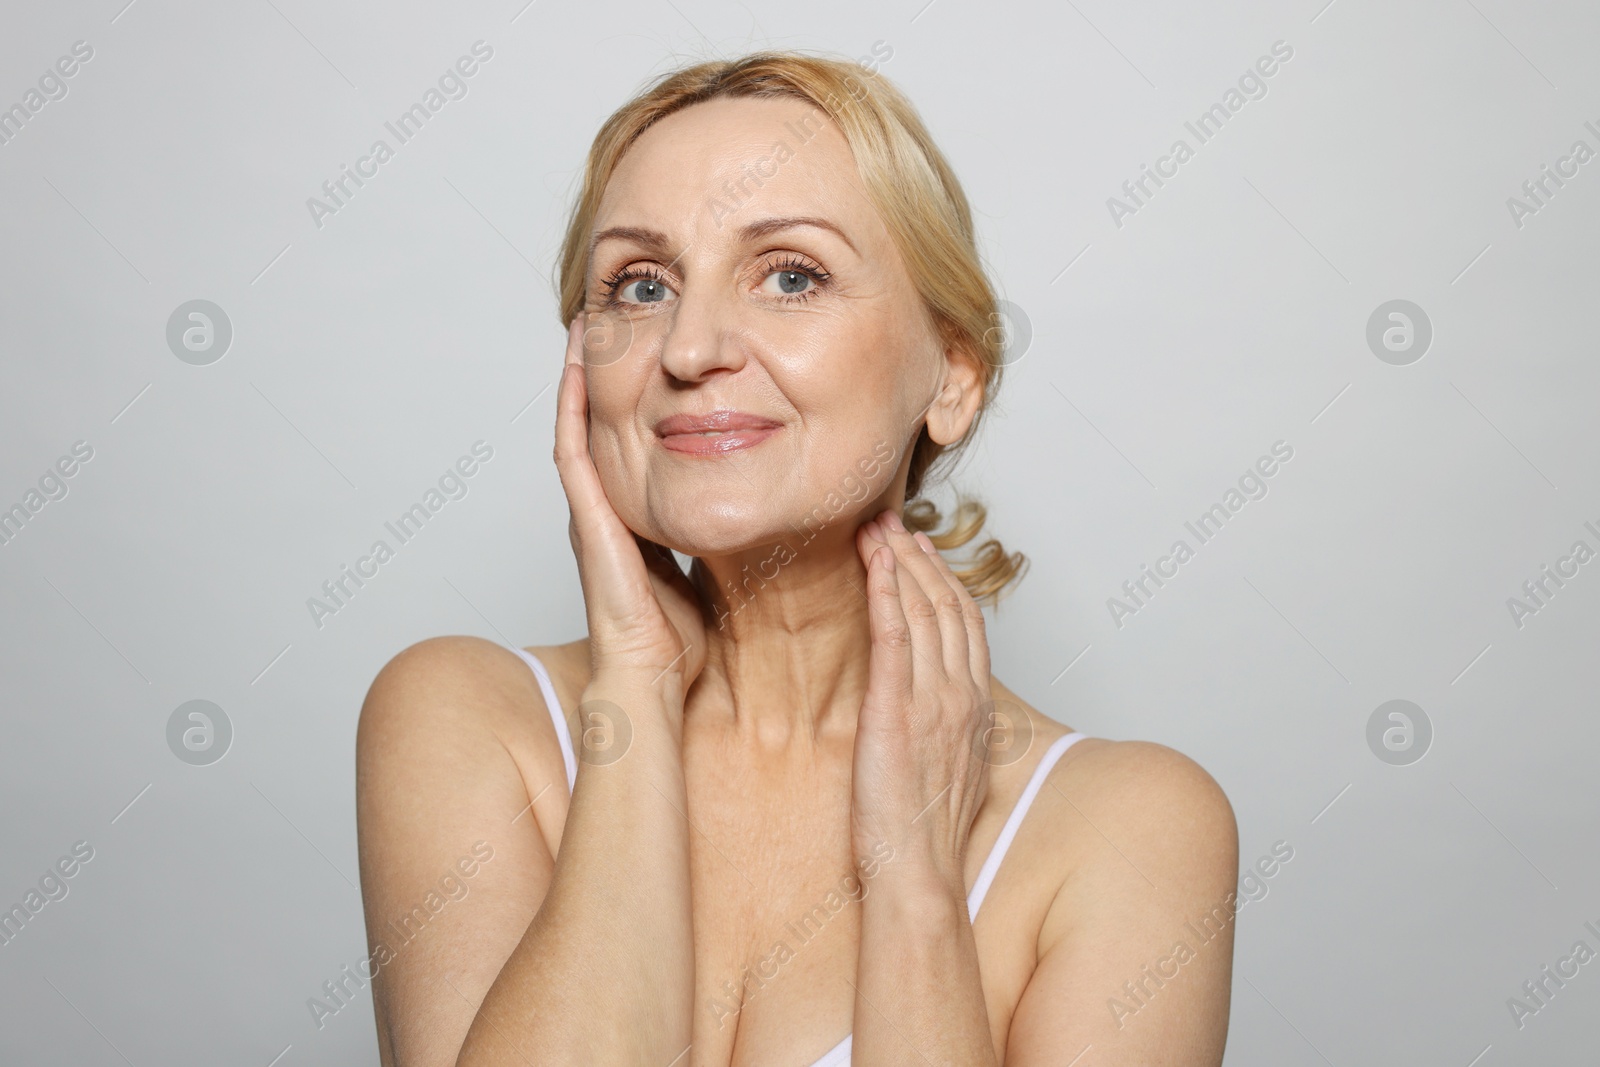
[354,636,562,1067]
[1005,741,1240,1067]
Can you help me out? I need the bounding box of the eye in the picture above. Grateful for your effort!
[761,268,814,297]
[757,254,831,303]
[599,266,676,306]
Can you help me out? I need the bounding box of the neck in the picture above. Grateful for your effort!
[686,520,877,747]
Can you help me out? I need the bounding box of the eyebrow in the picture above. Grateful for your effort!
[588,215,858,261]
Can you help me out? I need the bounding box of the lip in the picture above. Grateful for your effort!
[655,410,783,455]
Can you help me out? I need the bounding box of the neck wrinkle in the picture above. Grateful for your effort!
[686,524,875,747]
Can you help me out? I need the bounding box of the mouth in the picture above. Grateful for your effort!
[655,410,782,455]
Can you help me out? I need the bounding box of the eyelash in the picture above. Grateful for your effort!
[597,254,833,307]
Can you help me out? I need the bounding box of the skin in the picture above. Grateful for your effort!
[355,95,1238,1066]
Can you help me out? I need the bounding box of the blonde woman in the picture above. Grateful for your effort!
[356,50,1238,1067]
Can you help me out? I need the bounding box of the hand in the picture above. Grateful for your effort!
[850,507,994,898]
[553,316,708,699]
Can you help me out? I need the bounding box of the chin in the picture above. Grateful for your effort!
[636,497,807,559]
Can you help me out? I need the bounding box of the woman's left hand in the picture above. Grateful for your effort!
[850,506,995,901]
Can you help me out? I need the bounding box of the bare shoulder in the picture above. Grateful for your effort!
[356,633,588,820]
[1034,732,1239,949]
[997,721,1239,1064]
[988,680,1238,916]
[353,635,578,1066]
[359,634,544,735]
[1051,736,1236,841]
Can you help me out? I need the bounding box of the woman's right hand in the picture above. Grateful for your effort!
[553,315,708,702]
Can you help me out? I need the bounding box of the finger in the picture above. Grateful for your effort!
[879,512,963,680]
[855,515,887,561]
[552,318,652,616]
[863,544,914,706]
[912,529,990,687]
[878,519,944,688]
[554,319,613,530]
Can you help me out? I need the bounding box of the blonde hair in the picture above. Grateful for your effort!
[554,49,1027,606]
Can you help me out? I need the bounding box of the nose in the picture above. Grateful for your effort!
[656,273,748,384]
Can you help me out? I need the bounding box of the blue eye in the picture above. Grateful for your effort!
[763,269,813,296]
[602,268,676,305]
[621,277,673,303]
[758,254,831,303]
[596,255,831,308]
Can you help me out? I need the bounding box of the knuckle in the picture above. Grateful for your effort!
[879,622,913,650]
[905,597,939,622]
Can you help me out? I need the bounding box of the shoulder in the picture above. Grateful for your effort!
[1050,736,1235,836]
[991,686,1234,852]
[358,635,540,739]
[982,683,1237,893]
[1004,735,1239,1061]
[351,636,580,1065]
[1035,734,1239,934]
[356,635,582,800]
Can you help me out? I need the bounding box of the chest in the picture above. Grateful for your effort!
[675,749,1041,1067]
[522,718,1060,1067]
[679,743,863,1064]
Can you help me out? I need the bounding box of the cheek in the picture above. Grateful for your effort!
[582,372,648,490]
[807,353,917,448]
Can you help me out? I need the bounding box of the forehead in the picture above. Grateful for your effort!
[594,95,877,243]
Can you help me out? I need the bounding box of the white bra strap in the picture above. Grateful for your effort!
[512,647,576,792]
[966,731,1087,920]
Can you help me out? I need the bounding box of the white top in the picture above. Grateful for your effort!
[510,645,1087,1067]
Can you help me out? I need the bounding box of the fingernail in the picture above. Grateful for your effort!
[883,510,904,533]
[913,530,936,553]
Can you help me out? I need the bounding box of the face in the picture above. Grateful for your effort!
[579,94,981,556]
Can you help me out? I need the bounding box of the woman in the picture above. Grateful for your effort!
[355,50,1238,1066]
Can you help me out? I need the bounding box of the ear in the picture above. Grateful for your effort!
[925,338,986,446]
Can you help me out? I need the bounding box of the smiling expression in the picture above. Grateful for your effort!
[578,95,978,557]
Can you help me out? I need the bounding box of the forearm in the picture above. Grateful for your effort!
[458,677,694,1065]
[852,864,998,1067]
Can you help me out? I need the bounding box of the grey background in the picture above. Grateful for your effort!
[1,0,1596,1064]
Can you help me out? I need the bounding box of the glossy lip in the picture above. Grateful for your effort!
[655,410,782,455]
